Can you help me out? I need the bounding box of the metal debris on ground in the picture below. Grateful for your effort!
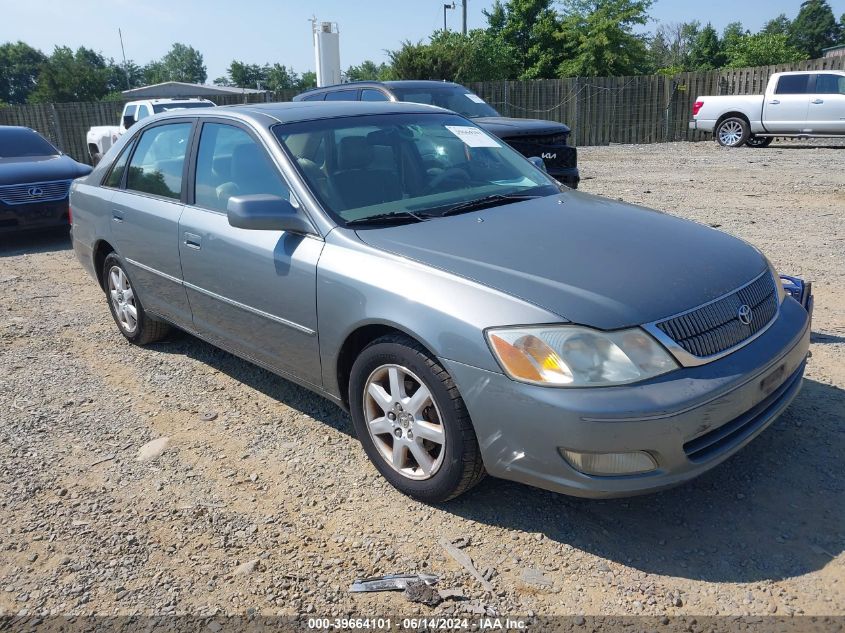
[348,573,438,593]
[439,537,494,592]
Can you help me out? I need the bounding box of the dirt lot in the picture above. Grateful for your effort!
[1,141,843,621]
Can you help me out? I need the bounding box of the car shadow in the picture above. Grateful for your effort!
[770,144,845,150]
[0,227,71,257]
[148,330,353,438]
[811,331,845,344]
[440,377,844,584]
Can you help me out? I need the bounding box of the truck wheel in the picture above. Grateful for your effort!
[746,136,773,148]
[349,334,486,503]
[715,117,750,147]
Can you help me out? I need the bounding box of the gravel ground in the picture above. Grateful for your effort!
[0,140,843,621]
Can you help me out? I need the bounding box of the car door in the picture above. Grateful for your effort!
[178,119,324,387]
[765,74,810,133]
[110,119,194,326]
[806,73,845,133]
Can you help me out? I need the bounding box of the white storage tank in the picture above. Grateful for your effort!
[313,21,341,87]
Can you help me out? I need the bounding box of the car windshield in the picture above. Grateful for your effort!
[273,112,559,226]
[152,102,213,113]
[0,128,59,158]
[390,86,500,118]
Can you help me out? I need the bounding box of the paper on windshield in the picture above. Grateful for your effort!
[465,93,486,104]
[444,125,502,148]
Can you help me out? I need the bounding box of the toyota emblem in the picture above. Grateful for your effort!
[737,304,753,325]
[27,187,44,198]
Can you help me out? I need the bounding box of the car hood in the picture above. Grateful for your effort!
[0,155,91,187]
[473,117,571,138]
[355,192,767,329]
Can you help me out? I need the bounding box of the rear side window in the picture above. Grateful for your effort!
[775,75,810,95]
[126,123,192,200]
[103,142,133,188]
[194,123,289,213]
[325,90,358,101]
[301,93,325,101]
[814,74,845,95]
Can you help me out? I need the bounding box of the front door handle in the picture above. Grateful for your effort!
[811,98,824,104]
[184,232,202,250]
[112,211,124,223]
[768,99,780,105]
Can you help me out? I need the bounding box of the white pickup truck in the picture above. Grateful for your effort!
[86,98,215,164]
[690,70,845,147]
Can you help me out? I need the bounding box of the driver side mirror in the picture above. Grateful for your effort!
[227,194,314,234]
[528,156,548,173]
[123,115,136,129]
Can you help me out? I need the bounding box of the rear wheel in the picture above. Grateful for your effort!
[103,253,170,345]
[746,136,773,148]
[715,117,750,147]
[349,335,485,502]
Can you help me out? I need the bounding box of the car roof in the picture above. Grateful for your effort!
[296,79,464,96]
[150,100,450,126]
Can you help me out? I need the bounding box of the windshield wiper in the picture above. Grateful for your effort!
[439,193,541,217]
[345,210,432,227]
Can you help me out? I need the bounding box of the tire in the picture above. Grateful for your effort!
[349,334,485,502]
[102,253,170,345]
[715,117,750,147]
[746,136,773,148]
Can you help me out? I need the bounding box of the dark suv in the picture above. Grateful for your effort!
[293,81,579,188]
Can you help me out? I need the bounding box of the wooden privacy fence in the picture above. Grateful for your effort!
[1,57,843,163]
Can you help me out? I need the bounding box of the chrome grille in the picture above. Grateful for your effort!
[0,180,72,206]
[655,273,778,358]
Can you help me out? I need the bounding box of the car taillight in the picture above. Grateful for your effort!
[68,205,73,225]
[692,101,704,116]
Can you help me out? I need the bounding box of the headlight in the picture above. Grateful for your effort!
[486,325,678,387]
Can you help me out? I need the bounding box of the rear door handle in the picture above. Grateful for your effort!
[768,100,780,105]
[112,211,124,223]
[811,99,824,104]
[184,232,202,250]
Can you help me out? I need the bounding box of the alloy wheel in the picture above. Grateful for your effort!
[108,265,138,334]
[363,364,446,480]
[718,120,744,146]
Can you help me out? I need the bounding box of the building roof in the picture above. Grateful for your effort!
[822,44,845,52]
[121,82,269,98]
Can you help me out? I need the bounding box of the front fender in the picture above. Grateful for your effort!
[316,229,563,399]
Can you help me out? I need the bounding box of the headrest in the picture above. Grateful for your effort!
[337,136,373,170]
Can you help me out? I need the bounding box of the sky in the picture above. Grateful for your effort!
[1,0,843,82]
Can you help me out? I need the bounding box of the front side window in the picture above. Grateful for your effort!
[391,86,500,118]
[325,90,358,101]
[194,123,289,213]
[274,113,558,225]
[301,93,325,102]
[814,74,845,95]
[126,122,192,200]
[775,75,810,95]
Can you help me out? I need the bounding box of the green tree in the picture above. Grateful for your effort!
[0,41,46,104]
[721,22,746,53]
[144,43,207,84]
[296,71,317,92]
[29,46,113,102]
[556,0,653,77]
[789,0,840,57]
[345,60,392,81]
[688,23,725,70]
[484,0,562,78]
[265,64,299,91]
[227,61,268,88]
[649,21,700,71]
[726,32,806,68]
[762,14,792,35]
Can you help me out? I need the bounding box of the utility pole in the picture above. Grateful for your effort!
[443,2,455,31]
[118,28,130,89]
[462,0,467,35]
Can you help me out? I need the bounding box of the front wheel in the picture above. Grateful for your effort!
[715,117,750,147]
[746,136,773,148]
[348,335,485,502]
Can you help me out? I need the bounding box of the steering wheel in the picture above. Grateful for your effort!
[426,167,470,193]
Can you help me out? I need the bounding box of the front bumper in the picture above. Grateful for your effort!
[443,296,811,498]
[0,199,70,233]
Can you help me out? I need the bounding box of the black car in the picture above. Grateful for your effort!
[0,126,92,233]
[293,81,580,188]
